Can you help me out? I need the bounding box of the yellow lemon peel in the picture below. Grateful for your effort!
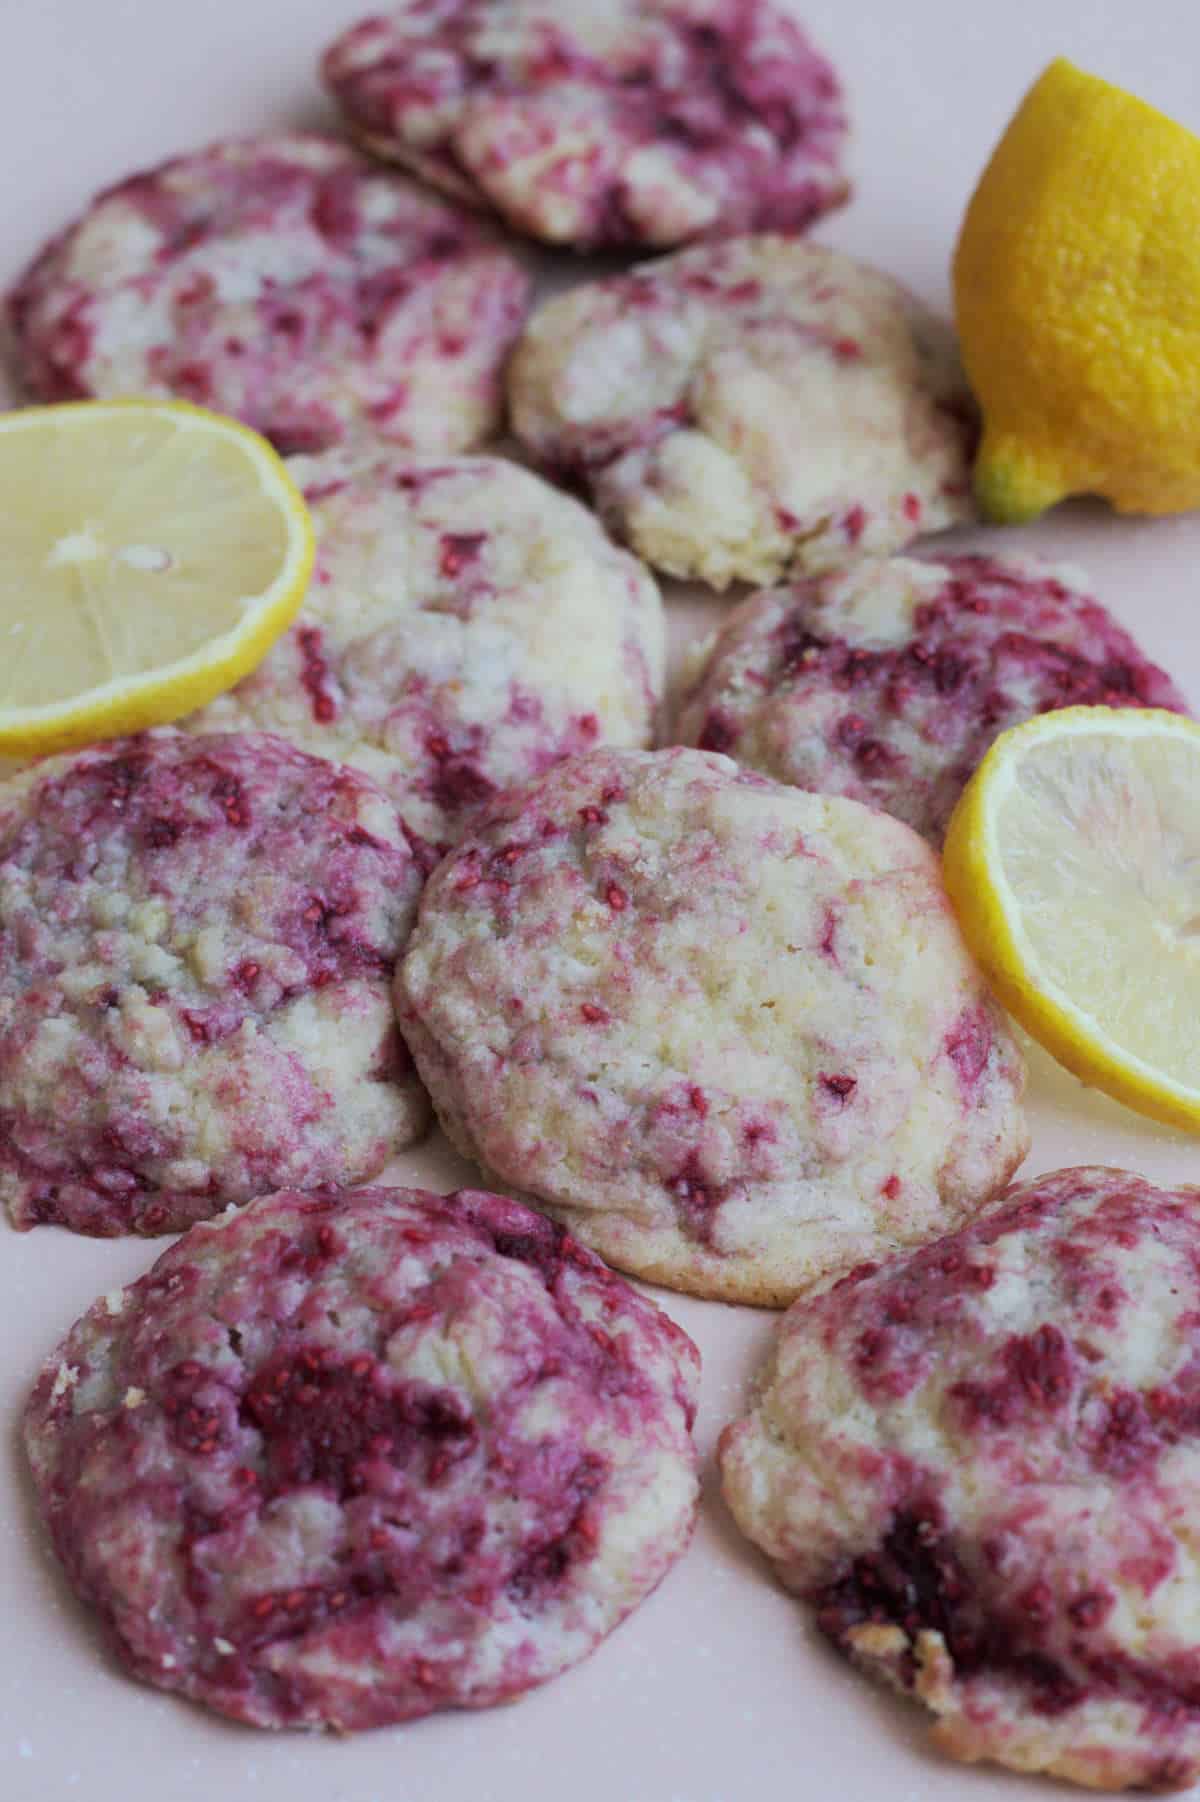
[954,59,1200,522]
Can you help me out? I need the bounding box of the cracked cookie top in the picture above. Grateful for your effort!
[397,745,1028,1303]
[24,1184,699,1729]
[322,0,849,250]
[720,1165,1200,1790]
[0,731,427,1234]
[7,134,530,455]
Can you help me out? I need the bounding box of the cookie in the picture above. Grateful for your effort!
[508,236,974,589]
[396,747,1028,1305]
[23,1184,700,1729]
[719,1166,1200,1791]
[321,0,849,251]
[0,733,427,1235]
[674,554,1190,843]
[191,450,665,849]
[6,134,530,454]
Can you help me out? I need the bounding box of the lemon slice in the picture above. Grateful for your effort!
[0,399,314,756]
[943,706,1200,1131]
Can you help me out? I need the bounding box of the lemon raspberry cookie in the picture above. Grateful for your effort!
[508,237,974,589]
[7,135,530,454]
[397,747,1028,1304]
[322,0,849,251]
[191,450,665,850]
[0,733,427,1235]
[720,1166,1200,1790]
[674,554,1188,844]
[24,1185,700,1728]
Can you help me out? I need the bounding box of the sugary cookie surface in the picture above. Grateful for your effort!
[322,0,849,250]
[508,237,973,589]
[24,1185,700,1730]
[720,1166,1200,1791]
[674,554,1190,842]
[191,450,665,850]
[0,732,426,1234]
[7,134,531,454]
[397,746,1028,1304]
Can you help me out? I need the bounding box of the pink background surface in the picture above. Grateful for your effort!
[3,3,1200,1799]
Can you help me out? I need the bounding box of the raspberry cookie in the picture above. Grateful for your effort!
[674,554,1190,843]
[508,237,974,589]
[322,0,849,251]
[397,747,1028,1304]
[0,733,426,1235]
[192,451,665,850]
[24,1184,700,1729]
[720,1167,1200,1791]
[7,135,530,454]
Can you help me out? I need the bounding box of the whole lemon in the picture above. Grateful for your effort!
[953,58,1200,522]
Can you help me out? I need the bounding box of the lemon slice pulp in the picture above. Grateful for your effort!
[943,706,1200,1132]
[0,399,314,756]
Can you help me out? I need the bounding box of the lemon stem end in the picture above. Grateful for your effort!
[972,444,1068,524]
